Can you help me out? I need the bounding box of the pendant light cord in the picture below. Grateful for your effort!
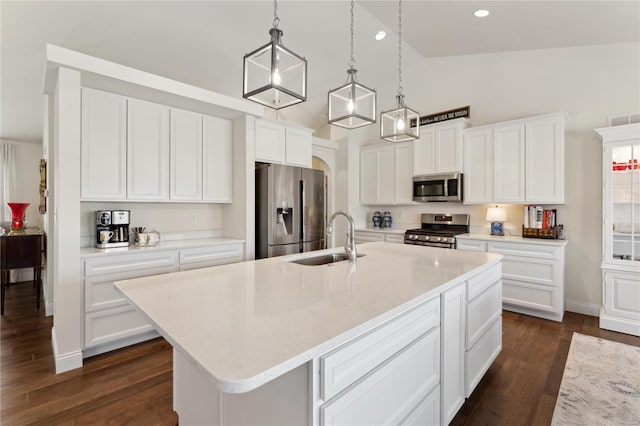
[273,0,280,28]
[349,0,356,69]
[397,0,403,97]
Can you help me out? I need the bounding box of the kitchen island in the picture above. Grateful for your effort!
[116,242,503,425]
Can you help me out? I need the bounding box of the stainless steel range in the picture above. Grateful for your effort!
[404,213,470,248]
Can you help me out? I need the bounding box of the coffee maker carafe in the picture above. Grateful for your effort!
[96,210,130,248]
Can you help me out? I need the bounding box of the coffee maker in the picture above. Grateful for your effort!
[96,210,130,248]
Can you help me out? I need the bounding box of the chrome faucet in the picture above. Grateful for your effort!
[326,211,357,262]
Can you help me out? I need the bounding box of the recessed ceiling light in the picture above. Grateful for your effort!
[375,31,386,41]
[474,9,490,18]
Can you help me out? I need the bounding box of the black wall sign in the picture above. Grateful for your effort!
[417,106,471,127]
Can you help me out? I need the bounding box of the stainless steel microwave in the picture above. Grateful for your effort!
[412,173,463,202]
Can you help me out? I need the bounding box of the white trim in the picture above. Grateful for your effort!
[45,302,54,317]
[600,308,640,336]
[565,299,600,317]
[312,137,339,150]
[51,327,83,373]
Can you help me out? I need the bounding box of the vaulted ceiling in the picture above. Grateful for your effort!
[2,1,638,143]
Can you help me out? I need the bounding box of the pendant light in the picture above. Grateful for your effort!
[328,0,377,129]
[243,0,307,109]
[380,0,419,142]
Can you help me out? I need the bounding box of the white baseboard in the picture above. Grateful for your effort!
[565,299,601,317]
[45,302,54,317]
[51,326,83,373]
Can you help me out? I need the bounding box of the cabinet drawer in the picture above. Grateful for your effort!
[179,244,244,271]
[85,305,154,348]
[354,231,385,244]
[487,241,561,260]
[466,316,501,397]
[384,234,405,244]
[503,278,556,312]
[456,239,487,252]
[502,257,556,286]
[84,251,178,277]
[85,264,177,312]
[467,263,501,301]
[320,328,440,426]
[401,385,440,426]
[467,282,502,349]
[320,297,439,401]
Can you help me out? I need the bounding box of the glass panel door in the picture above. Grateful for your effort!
[611,143,639,261]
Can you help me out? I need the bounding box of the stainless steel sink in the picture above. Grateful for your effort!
[289,252,365,266]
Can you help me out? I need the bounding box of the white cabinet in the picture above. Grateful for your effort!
[203,116,233,202]
[170,108,203,201]
[457,236,567,322]
[255,119,312,168]
[82,251,179,355]
[354,230,404,244]
[179,243,244,271]
[463,113,566,204]
[81,88,127,200]
[414,118,469,175]
[127,98,170,200]
[596,123,640,336]
[359,143,413,205]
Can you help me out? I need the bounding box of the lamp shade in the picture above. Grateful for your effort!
[486,207,507,222]
[328,69,377,129]
[243,28,307,110]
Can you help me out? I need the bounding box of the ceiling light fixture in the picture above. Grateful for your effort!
[380,0,419,142]
[328,0,377,129]
[474,9,490,18]
[375,30,386,41]
[243,0,307,109]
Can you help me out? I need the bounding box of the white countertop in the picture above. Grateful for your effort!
[457,233,568,246]
[115,242,501,394]
[80,237,245,258]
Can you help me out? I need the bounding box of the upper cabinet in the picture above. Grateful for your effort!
[414,118,469,175]
[255,119,312,168]
[81,88,127,200]
[360,142,413,205]
[463,113,566,204]
[80,88,233,203]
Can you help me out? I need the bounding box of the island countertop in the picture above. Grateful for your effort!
[115,242,501,394]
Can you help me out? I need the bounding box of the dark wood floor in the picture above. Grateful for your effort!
[2,281,639,425]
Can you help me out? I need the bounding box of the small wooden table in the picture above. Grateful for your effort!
[0,229,43,315]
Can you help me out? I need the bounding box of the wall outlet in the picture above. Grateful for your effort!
[191,215,197,223]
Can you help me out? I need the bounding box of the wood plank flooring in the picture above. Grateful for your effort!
[2,280,639,425]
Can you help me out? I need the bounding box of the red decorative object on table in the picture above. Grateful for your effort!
[7,202,29,233]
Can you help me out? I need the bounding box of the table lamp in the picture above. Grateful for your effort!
[486,206,506,236]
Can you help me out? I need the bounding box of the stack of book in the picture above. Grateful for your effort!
[523,206,558,238]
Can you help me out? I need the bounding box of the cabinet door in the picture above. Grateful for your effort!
[127,98,169,200]
[435,123,463,173]
[170,108,203,200]
[463,128,493,204]
[394,142,414,204]
[526,115,565,203]
[441,282,466,425]
[413,127,436,175]
[493,123,525,203]
[285,127,312,168]
[255,120,286,164]
[81,88,127,200]
[360,148,376,205]
[376,145,395,204]
[203,116,233,202]
[603,270,640,322]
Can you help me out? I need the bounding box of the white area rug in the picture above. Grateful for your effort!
[552,333,640,425]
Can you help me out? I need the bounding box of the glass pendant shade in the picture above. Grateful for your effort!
[380,94,419,142]
[243,28,307,110]
[328,69,376,129]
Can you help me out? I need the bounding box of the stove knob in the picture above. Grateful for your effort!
[434,237,442,242]
[411,235,417,240]
[424,236,430,241]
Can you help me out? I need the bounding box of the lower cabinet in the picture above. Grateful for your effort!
[354,230,405,244]
[82,242,244,356]
[600,268,640,336]
[457,236,567,322]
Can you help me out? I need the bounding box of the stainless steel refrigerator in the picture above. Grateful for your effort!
[255,163,325,259]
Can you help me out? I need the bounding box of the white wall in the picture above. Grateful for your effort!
[342,42,640,313]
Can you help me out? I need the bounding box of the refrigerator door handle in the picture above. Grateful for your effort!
[300,179,305,242]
